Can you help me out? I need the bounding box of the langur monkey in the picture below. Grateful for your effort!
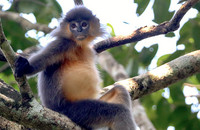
[15,6,137,130]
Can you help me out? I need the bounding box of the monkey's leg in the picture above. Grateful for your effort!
[98,85,137,130]
[62,99,136,130]
[99,85,132,109]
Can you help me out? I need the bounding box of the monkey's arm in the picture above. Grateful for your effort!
[15,38,73,77]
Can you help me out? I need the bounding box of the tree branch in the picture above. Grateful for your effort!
[0,79,81,130]
[111,50,200,99]
[93,0,200,53]
[0,116,25,130]
[0,11,53,33]
[0,18,34,102]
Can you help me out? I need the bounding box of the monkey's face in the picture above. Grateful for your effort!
[69,20,90,41]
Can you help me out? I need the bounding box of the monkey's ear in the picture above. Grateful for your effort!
[89,17,105,38]
[50,22,72,39]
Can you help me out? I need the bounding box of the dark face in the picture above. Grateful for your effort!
[69,20,90,40]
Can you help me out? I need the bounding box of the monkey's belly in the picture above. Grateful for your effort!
[61,63,100,101]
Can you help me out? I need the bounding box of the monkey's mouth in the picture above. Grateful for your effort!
[76,35,86,40]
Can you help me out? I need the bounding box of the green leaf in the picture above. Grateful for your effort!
[169,82,185,105]
[2,19,37,50]
[156,98,171,129]
[126,58,139,77]
[157,54,171,66]
[153,0,174,23]
[139,44,158,66]
[170,106,191,127]
[107,23,116,37]
[141,90,164,127]
[134,0,150,16]
[151,89,163,104]
[109,43,138,69]
[196,73,200,83]
[186,74,200,88]
[157,50,185,66]
[194,2,200,12]
[177,20,192,46]
[186,118,200,130]
[0,73,19,91]
[10,0,62,24]
[165,32,175,37]
[141,95,157,119]
[28,77,38,94]
[100,69,115,87]
[177,16,200,53]
[192,23,200,49]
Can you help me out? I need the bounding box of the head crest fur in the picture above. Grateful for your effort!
[64,6,95,22]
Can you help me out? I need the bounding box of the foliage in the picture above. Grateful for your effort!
[9,0,62,24]
[0,0,200,129]
[134,0,150,15]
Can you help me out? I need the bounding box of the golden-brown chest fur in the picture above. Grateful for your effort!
[60,45,100,102]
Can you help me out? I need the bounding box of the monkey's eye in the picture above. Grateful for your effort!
[70,23,77,30]
[81,21,88,29]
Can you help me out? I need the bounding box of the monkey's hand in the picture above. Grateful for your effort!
[14,56,33,77]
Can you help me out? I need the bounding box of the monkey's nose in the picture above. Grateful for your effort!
[77,27,82,32]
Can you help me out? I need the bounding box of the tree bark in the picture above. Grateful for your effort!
[0,79,81,130]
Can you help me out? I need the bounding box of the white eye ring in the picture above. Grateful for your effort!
[81,21,88,29]
[70,22,78,30]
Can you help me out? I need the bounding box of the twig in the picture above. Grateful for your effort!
[0,63,9,73]
[185,94,200,99]
[184,83,200,89]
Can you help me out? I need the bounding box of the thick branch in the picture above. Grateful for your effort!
[0,11,52,33]
[94,0,200,53]
[0,116,25,130]
[111,50,200,99]
[0,79,81,130]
